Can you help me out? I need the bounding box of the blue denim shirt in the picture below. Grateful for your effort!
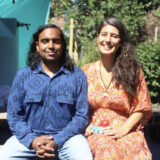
[7,63,89,148]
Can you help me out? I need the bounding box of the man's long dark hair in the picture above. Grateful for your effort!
[97,17,140,96]
[26,24,73,71]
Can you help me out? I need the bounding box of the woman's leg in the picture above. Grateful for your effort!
[58,134,93,160]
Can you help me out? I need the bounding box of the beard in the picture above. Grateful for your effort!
[40,54,62,69]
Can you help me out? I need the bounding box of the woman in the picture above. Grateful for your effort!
[82,17,152,160]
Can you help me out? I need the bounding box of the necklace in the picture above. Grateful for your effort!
[99,61,112,90]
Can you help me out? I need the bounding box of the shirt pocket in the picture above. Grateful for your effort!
[24,94,43,104]
[56,95,74,105]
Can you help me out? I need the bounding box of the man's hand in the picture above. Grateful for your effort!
[39,139,57,158]
[32,136,57,158]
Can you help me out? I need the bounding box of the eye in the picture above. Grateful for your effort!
[53,39,62,44]
[111,34,120,38]
[41,39,49,44]
[100,33,106,37]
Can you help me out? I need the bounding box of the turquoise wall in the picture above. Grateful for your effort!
[0,0,51,69]
[0,18,18,86]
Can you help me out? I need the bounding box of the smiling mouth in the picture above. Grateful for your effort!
[45,50,57,54]
[103,45,113,50]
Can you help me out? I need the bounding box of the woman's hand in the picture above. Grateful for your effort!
[101,126,129,139]
[85,124,93,136]
[101,112,144,139]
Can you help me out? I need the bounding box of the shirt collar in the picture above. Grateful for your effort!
[33,62,71,75]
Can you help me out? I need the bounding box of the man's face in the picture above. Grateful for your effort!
[36,27,63,63]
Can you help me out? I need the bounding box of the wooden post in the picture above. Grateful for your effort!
[154,27,158,41]
[74,40,78,62]
[69,18,74,58]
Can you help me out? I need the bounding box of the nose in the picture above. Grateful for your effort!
[48,40,54,48]
[105,35,111,42]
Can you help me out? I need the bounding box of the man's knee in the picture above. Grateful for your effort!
[59,134,93,160]
[0,136,36,159]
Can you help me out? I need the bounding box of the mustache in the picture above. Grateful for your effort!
[44,48,57,53]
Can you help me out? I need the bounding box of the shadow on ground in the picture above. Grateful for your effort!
[146,136,160,160]
[0,120,12,146]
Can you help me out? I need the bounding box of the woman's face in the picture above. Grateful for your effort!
[97,24,121,56]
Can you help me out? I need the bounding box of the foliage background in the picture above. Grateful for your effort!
[136,41,160,104]
[50,0,160,104]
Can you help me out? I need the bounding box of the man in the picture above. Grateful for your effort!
[0,24,92,160]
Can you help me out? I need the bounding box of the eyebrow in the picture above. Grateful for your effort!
[101,31,119,35]
[40,38,62,41]
[100,32,120,37]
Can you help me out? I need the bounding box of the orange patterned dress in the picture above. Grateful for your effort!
[82,62,153,160]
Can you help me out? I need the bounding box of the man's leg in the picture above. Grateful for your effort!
[58,134,93,160]
[0,136,37,160]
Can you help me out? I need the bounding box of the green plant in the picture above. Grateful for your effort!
[139,0,160,10]
[136,40,160,104]
[51,0,149,43]
[152,7,160,17]
[76,38,100,68]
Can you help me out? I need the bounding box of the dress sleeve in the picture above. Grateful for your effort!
[130,69,153,126]
[82,63,90,74]
[7,71,37,148]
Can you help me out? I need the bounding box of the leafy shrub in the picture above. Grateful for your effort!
[152,7,160,17]
[136,40,160,104]
[52,0,150,44]
[76,38,100,68]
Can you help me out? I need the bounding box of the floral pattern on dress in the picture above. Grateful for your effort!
[82,62,153,160]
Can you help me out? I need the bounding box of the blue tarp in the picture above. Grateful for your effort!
[0,20,15,38]
[0,85,10,112]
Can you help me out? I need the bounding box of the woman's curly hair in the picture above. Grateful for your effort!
[97,17,140,96]
[26,24,73,71]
